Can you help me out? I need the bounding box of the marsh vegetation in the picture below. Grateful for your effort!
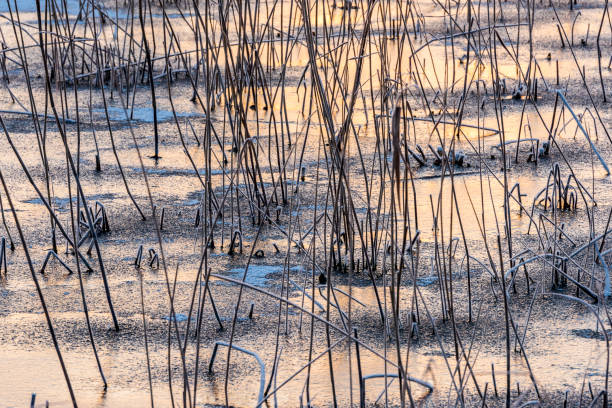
[0,0,611,406]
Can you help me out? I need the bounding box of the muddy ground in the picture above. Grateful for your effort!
[1,0,612,406]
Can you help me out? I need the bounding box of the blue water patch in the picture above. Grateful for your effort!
[92,107,205,123]
[214,264,284,287]
[0,0,80,13]
[162,313,188,323]
[23,193,115,211]
[412,276,438,286]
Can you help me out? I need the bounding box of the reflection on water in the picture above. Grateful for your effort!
[0,0,609,405]
[0,346,167,407]
[2,325,607,408]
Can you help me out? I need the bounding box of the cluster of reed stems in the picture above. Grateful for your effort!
[0,0,611,406]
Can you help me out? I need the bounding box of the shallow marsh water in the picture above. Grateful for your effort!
[0,0,611,406]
